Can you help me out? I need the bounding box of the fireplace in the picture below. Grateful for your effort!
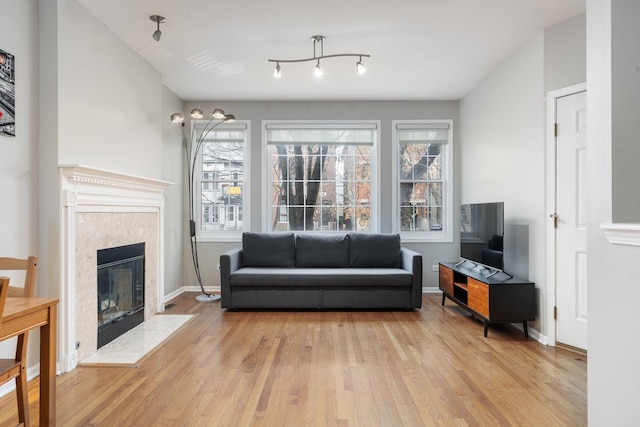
[59,165,171,372]
[97,242,145,348]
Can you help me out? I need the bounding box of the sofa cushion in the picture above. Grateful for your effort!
[296,234,349,267]
[242,232,296,267]
[349,233,402,268]
[230,267,412,287]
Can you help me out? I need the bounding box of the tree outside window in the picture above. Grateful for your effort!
[394,121,453,241]
[266,124,376,232]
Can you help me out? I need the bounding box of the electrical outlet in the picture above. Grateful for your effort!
[432,265,439,272]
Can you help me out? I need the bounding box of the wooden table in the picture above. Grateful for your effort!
[0,297,59,426]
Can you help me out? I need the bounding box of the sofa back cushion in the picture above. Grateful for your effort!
[242,232,296,267]
[296,234,350,268]
[349,233,402,268]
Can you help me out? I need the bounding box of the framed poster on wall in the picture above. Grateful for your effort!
[0,48,15,137]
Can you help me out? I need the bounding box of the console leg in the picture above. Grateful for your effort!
[441,293,445,305]
[484,321,489,337]
[523,322,529,338]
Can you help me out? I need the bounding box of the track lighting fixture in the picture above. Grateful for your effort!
[150,15,165,42]
[268,35,370,78]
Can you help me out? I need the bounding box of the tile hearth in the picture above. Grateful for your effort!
[79,314,194,367]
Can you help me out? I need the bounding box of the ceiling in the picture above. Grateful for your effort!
[77,0,585,102]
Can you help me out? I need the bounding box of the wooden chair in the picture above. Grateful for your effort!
[0,256,37,427]
[0,276,9,322]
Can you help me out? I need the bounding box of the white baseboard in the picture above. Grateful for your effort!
[183,285,221,294]
[163,286,221,306]
[162,287,185,304]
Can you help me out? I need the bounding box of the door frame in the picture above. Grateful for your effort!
[545,82,586,347]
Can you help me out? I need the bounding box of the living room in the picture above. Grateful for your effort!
[1,0,639,425]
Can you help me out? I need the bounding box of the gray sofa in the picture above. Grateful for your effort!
[220,232,422,309]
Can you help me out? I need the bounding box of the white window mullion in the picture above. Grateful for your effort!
[262,120,379,233]
[194,120,250,242]
[392,119,453,242]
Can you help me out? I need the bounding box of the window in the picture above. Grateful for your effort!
[392,120,453,242]
[195,121,250,241]
[264,121,379,232]
[202,205,219,224]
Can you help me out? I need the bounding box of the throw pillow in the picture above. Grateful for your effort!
[296,234,349,267]
[349,233,402,268]
[242,232,296,267]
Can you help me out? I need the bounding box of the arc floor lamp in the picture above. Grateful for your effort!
[170,108,235,302]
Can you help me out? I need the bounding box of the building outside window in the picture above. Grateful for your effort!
[264,121,379,232]
[195,121,250,241]
[392,120,453,242]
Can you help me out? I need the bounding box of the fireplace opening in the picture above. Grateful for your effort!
[97,242,145,348]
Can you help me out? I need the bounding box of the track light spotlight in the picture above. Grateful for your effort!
[274,63,282,78]
[314,60,322,78]
[150,15,165,42]
[356,57,366,75]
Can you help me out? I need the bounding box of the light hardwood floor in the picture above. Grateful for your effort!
[0,294,587,426]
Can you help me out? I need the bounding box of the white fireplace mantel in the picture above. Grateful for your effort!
[59,165,172,372]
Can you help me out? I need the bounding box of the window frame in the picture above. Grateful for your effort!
[392,119,453,243]
[262,120,381,233]
[194,120,250,242]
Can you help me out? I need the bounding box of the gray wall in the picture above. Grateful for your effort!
[611,0,640,222]
[180,100,460,290]
[162,87,186,296]
[544,14,587,93]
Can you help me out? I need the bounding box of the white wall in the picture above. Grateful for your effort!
[0,0,40,369]
[587,0,640,424]
[459,33,546,334]
[0,0,39,256]
[55,1,163,178]
[2,0,186,387]
[36,0,184,299]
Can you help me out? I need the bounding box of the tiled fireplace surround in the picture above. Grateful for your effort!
[59,165,171,372]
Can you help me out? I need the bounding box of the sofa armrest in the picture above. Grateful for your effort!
[401,248,423,308]
[220,248,242,308]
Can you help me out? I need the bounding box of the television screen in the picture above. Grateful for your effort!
[459,202,504,270]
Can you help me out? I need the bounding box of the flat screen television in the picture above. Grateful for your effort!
[459,202,505,272]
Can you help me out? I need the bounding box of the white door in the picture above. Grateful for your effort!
[555,90,588,350]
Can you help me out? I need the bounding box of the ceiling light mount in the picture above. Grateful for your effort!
[268,35,369,78]
[150,15,165,42]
